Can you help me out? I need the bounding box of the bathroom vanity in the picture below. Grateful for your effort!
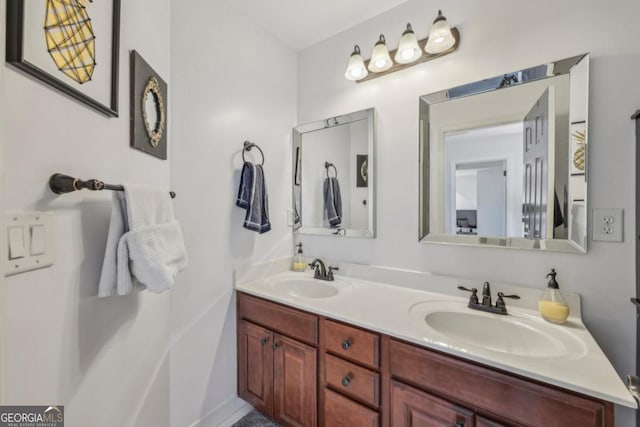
[235,264,636,427]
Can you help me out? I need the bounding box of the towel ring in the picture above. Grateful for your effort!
[242,141,265,165]
[325,162,337,178]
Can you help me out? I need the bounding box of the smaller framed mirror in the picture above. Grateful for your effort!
[293,108,375,238]
[131,50,168,160]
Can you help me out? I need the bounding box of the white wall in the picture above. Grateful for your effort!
[1,1,172,426]
[297,1,640,425]
[169,1,297,426]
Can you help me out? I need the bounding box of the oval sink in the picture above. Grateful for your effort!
[267,276,350,299]
[410,301,586,359]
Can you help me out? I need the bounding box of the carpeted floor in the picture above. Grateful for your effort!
[232,410,280,427]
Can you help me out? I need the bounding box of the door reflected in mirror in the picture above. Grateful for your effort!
[293,108,375,238]
[420,54,588,252]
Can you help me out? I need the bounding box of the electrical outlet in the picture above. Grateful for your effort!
[592,208,623,242]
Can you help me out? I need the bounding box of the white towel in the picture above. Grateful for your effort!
[98,185,187,297]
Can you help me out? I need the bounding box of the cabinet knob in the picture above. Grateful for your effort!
[341,375,352,387]
[272,342,280,350]
[260,337,269,346]
[341,339,351,350]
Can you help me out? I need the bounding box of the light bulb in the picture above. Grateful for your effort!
[368,34,393,73]
[394,23,422,64]
[425,10,456,54]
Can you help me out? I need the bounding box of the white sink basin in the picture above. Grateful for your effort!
[410,301,586,359]
[267,276,349,299]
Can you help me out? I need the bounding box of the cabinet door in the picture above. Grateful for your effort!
[391,380,474,427]
[273,334,317,427]
[238,320,274,415]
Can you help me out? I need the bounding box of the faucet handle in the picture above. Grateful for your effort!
[327,266,339,280]
[457,286,479,305]
[495,292,521,312]
[497,292,520,300]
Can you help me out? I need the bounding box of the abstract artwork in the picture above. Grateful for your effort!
[356,154,368,187]
[6,0,121,116]
[44,0,96,84]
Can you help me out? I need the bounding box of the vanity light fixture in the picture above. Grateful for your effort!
[395,23,422,64]
[425,10,456,54]
[367,35,393,73]
[345,10,460,83]
[344,45,368,81]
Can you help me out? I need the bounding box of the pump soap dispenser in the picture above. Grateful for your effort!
[292,243,307,272]
[538,269,570,324]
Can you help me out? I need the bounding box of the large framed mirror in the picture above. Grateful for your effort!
[293,108,375,238]
[419,54,589,252]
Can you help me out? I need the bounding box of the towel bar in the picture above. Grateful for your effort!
[325,162,337,178]
[242,141,265,165]
[49,173,176,199]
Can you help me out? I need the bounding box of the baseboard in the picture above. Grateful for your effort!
[190,396,252,427]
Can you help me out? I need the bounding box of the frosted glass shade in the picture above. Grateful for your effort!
[344,45,368,81]
[394,23,422,64]
[425,10,456,54]
[368,35,393,73]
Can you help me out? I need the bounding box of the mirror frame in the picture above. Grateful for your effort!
[293,107,376,238]
[419,54,589,253]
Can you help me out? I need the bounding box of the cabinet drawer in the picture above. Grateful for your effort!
[389,339,612,427]
[237,292,318,345]
[323,319,379,369]
[323,388,379,427]
[324,353,380,408]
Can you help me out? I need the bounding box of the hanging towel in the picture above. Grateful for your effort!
[98,185,188,297]
[236,162,271,233]
[323,177,342,227]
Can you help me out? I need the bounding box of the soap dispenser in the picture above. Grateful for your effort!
[292,243,307,272]
[538,269,570,324]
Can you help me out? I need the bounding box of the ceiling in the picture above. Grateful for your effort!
[225,0,409,51]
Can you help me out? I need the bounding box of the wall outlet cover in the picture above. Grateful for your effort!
[592,208,623,242]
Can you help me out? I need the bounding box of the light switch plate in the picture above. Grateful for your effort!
[5,211,55,276]
[592,208,623,242]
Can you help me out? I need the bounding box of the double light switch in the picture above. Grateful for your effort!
[5,212,54,276]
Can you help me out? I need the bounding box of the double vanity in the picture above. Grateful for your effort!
[235,260,636,427]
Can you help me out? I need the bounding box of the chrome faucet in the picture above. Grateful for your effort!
[309,259,339,281]
[458,281,520,315]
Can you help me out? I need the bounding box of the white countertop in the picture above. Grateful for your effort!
[235,261,637,409]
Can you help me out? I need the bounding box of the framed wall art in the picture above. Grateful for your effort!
[130,50,168,160]
[356,154,368,187]
[6,0,121,117]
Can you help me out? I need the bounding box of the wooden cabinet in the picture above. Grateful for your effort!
[237,294,317,427]
[237,292,614,427]
[274,335,317,427]
[320,318,382,426]
[237,321,273,415]
[390,380,474,427]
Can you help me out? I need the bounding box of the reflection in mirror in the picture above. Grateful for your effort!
[419,54,589,252]
[144,89,160,132]
[293,108,375,238]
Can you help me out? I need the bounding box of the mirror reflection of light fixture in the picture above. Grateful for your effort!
[344,11,460,83]
[395,23,422,64]
[367,35,393,73]
[344,45,368,81]
[425,10,456,54]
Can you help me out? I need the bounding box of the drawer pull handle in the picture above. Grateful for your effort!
[272,342,279,350]
[260,337,269,346]
[341,339,352,350]
[341,375,352,387]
